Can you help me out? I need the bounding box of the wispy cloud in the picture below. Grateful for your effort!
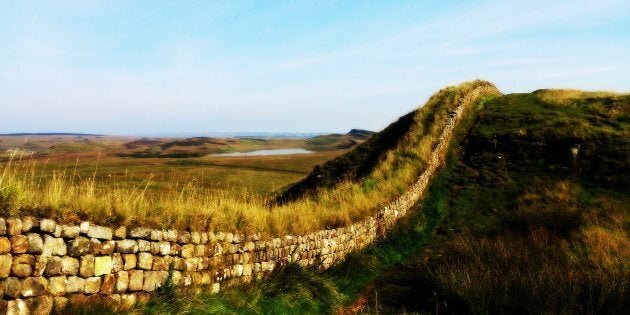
[0,0,628,134]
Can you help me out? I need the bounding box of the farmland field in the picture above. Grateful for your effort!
[0,134,349,195]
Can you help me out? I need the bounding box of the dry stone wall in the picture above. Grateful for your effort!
[0,86,497,314]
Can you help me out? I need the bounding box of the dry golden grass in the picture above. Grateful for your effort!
[536,89,624,104]
[0,81,499,236]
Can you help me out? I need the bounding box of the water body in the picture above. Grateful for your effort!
[212,148,314,157]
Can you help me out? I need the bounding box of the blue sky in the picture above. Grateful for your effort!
[1,0,629,135]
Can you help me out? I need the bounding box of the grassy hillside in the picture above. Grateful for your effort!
[342,89,629,313]
[277,80,499,203]
[106,88,629,314]
[0,81,498,235]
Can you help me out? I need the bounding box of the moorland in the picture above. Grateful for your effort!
[1,81,628,314]
[124,83,628,314]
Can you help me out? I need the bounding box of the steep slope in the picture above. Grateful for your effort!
[345,89,629,313]
[276,80,501,203]
[102,84,627,314]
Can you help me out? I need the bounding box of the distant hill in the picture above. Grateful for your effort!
[304,129,375,152]
[347,129,375,139]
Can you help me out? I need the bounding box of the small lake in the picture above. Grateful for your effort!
[211,148,314,157]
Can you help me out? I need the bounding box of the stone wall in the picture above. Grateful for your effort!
[0,86,497,314]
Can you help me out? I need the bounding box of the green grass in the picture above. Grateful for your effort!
[0,81,499,235]
[347,88,630,313]
[74,86,628,314]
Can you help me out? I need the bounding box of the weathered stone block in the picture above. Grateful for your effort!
[0,237,11,254]
[10,235,28,254]
[244,241,255,252]
[79,254,95,277]
[48,276,66,295]
[116,239,138,253]
[68,237,92,257]
[5,277,22,298]
[201,272,212,285]
[88,225,113,240]
[115,271,129,293]
[194,245,205,257]
[228,243,238,254]
[213,243,222,256]
[120,293,137,309]
[101,273,116,295]
[181,272,192,286]
[114,226,127,239]
[163,230,177,242]
[60,225,80,238]
[20,217,38,233]
[84,277,101,294]
[137,239,151,252]
[184,258,198,272]
[138,252,153,270]
[231,264,243,277]
[243,264,253,276]
[190,232,201,244]
[6,218,22,236]
[200,232,208,244]
[104,294,121,308]
[94,240,116,255]
[122,254,136,270]
[181,244,194,258]
[39,219,56,233]
[21,277,48,297]
[79,221,90,234]
[112,253,123,272]
[65,276,85,293]
[150,242,160,255]
[31,256,46,277]
[143,271,167,292]
[25,294,53,314]
[177,231,191,244]
[241,252,250,264]
[44,256,62,276]
[150,230,162,241]
[151,256,169,271]
[129,227,151,239]
[224,232,234,243]
[171,257,185,270]
[170,243,181,255]
[60,256,79,276]
[0,254,12,277]
[6,299,28,315]
[0,218,6,236]
[158,241,171,256]
[94,256,113,276]
[26,234,43,255]
[42,236,66,256]
[11,255,33,278]
[128,270,143,291]
[218,232,225,242]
